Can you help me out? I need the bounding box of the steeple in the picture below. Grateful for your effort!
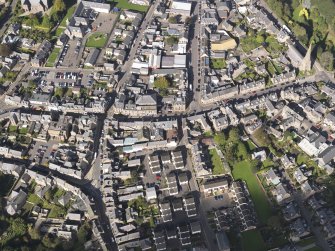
[299,43,312,72]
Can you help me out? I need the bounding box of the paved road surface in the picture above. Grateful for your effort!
[114,0,160,92]
[0,0,19,37]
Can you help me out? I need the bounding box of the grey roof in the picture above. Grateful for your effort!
[85,48,100,66]
[319,146,335,165]
[135,94,157,106]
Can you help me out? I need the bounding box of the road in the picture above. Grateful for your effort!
[187,0,203,112]
[0,0,19,37]
[257,0,335,83]
[114,0,160,92]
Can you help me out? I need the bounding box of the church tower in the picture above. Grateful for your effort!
[299,43,312,72]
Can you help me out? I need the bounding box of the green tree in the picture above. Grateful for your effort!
[227,127,240,144]
[28,224,40,240]
[165,36,179,45]
[168,16,178,24]
[44,189,54,201]
[42,14,52,28]
[53,0,66,13]
[154,76,171,89]
[320,51,334,71]
[26,13,40,27]
[292,24,307,42]
[256,34,265,44]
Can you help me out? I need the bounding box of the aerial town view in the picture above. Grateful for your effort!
[0,0,335,250]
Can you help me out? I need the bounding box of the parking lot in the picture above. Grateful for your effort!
[201,193,232,212]
[29,68,96,88]
[29,140,59,166]
[60,38,82,68]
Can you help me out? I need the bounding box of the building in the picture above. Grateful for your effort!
[216,231,230,251]
[21,0,49,13]
[31,40,52,67]
[264,168,280,185]
[299,43,312,72]
[6,190,27,215]
[170,0,192,16]
[203,179,229,196]
[84,49,100,67]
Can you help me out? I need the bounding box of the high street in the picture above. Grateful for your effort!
[114,0,160,92]
[0,0,19,37]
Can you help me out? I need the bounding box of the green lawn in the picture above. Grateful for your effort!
[86,32,108,48]
[60,5,76,27]
[111,0,149,12]
[27,194,43,205]
[232,160,272,223]
[19,127,28,135]
[211,58,227,69]
[55,27,65,37]
[262,158,274,169]
[48,205,67,218]
[241,230,267,251]
[252,127,272,147]
[305,247,322,251]
[46,47,61,67]
[209,148,225,175]
[8,125,17,133]
[297,237,317,247]
[246,139,256,151]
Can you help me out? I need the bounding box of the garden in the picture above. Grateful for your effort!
[86,32,108,48]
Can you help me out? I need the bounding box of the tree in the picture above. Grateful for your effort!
[53,0,66,13]
[292,24,307,43]
[26,14,40,27]
[256,34,265,44]
[227,127,240,144]
[165,36,179,45]
[320,51,334,71]
[77,222,91,245]
[28,224,40,240]
[0,44,12,56]
[168,16,178,24]
[42,14,52,28]
[154,76,171,89]
[44,189,54,201]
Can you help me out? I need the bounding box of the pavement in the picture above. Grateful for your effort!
[0,0,19,38]
[113,0,160,92]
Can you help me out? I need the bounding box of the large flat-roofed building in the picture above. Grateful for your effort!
[161,55,187,68]
[170,0,192,16]
[78,0,111,13]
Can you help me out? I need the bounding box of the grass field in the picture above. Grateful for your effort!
[297,237,317,247]
[211,58,227,69]
[46,47,61,67]
[19,127,28,135]
[8,125,17,133]
[252,127,272,147]
[55,27,65,37]
[241,230,267,251]
[111,0,149,12]
[209,148,225,175]
[86,32,108,48]
[246,139,256,151]
[232,160,272,223]
[60,5,77,27]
